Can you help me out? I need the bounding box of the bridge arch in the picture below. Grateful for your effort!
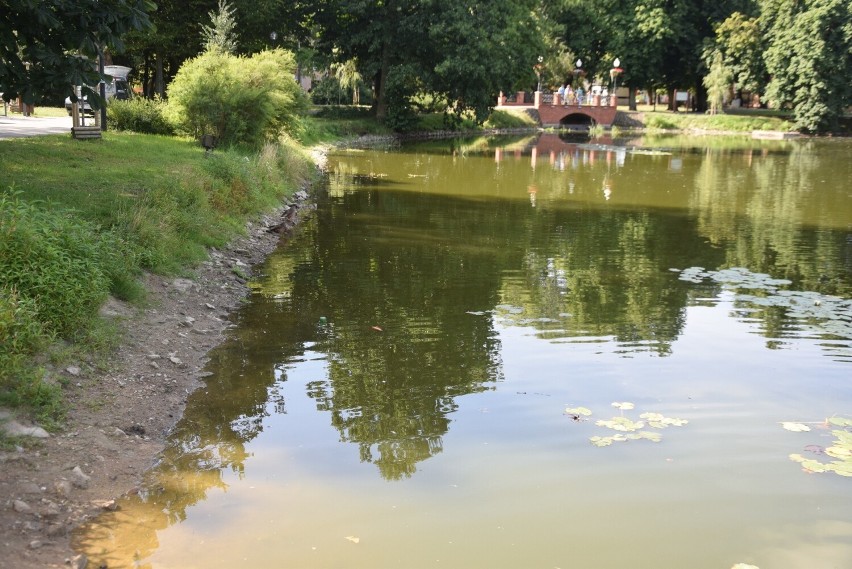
[559,112,595,126]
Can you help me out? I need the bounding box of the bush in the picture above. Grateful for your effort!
[108,97,175,135]
[168,49,309,148]
[310,76,344,105]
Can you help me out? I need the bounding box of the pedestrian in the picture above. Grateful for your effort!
[565,85,574,106]
[557,83,566,105]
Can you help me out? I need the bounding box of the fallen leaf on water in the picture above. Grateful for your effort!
[345,536,360,544]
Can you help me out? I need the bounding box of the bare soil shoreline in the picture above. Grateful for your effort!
[0,189,315,569]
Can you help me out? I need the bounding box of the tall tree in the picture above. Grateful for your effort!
[311,0,544,124]
[761,0,852,132]
[0,0,154,103]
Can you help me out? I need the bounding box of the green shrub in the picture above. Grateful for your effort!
[168,48,309,148]
[311,76,344,105]
[108,97,175,135]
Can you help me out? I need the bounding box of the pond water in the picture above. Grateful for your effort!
[75,133,852,568]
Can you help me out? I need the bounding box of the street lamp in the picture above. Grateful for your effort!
[610,57,623,107]
[270,31,277,45]
[535,55,544,92]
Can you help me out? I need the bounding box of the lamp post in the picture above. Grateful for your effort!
[610,57,622,107]
[270,31,277,45]
[573,58,583,86]
[535,55,543,92]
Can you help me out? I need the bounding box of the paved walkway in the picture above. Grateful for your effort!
[0,114,74,139]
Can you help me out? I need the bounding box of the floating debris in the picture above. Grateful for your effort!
[786,416,852,478]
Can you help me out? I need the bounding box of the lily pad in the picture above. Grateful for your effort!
[781,422,811,432]
[565,406,592,417]
[786,417,852,479]
[828,417,852,428]
[596,416,645,432]
[612,401,635,410]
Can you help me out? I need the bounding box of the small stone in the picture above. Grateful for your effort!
[46,523,67,537]
[54,479,73,497]
[20,482,43,494]
[169,356,183,365]
[71,466,91,489]
[29,539,43,549]
[149,361,160,369]
[66,365,81,376]
[205,303,215,309]
[69,553,88,569]
[13,499,33,514]
[23,520,42,531]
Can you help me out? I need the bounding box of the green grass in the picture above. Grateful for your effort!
[1,132,315,424]
[637,109,796,132]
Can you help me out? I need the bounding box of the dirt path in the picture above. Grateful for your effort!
[0,190,315,569]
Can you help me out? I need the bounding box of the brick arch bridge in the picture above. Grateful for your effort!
[496,91,618,127]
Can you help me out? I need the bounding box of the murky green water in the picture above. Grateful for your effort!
[76,134,852,568]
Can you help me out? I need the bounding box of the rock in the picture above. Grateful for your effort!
[46,523,67,537]
[66,365,81,376]
[172,278,195,293]
[13,499,33,514]
[22,520,42,531]
[54,479,73,497]
[71,466,91,489]
[1,420,50,439]
[29,539,44,549]
[20,482,43,494]
[169,356,183,365]
[205,303,216,309]
[68,553,88,569]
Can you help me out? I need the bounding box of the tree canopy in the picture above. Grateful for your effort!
[0,0,154,103]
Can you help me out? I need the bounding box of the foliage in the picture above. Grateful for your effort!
[704,51,733,114]
[484,110,539,129]
[761,0,852,133]
[108,97,176,135]
[333,59,363,105]
[310,76,344,105]
[0,0,154,105]
[202,0,239,54]
[312,0,544,126]
[0,133,314,419]
[708,12,765,95]
[167,48,308,147]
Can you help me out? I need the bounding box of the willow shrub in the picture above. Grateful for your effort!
[167,48,308,148]
[108,97,175,135]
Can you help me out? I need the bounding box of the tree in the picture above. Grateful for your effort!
[704,51,733,113]
[333,59,363,105]
[0,0,154,104]
[708,12,765,98]
[201,0,239,54]
[311,0,544,125]
[761,0,852,132]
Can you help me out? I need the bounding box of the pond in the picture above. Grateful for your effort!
[75,133,852,568]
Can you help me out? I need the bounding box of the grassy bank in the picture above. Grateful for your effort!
[0,132,315,427]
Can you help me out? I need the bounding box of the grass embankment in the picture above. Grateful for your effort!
[637,109,796,132]
[0,132,315,428]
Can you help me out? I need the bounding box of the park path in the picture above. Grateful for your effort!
[0,115,73,139]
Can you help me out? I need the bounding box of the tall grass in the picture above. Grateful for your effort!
[0,132,315,424]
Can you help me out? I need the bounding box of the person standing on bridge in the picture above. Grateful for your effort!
[557,83,566,105]
[565,85,574,105]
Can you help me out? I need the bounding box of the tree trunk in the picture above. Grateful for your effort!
[142,51,151,99]
[695,83,708,113]
[154,50,165,97]
[628,86,637,111]
[375,41,390,121]
[668,88,676,112]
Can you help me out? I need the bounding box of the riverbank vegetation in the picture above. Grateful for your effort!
[0,133,314,427]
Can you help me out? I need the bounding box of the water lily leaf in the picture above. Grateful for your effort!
[789,453,806,463]
[611,401,634,410]
[781,422,811,432]
[596,417,644,432]
[825,446,852,459]
[827,417,852,428]
[637,431,662,442]
[565,407,592,417]
[590,436,612,447]
[799,459,828,473]
[345,536,360,544]
[829,461,852,476]
[640,412,664,422]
